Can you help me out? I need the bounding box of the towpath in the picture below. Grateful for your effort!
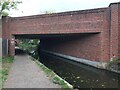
[3,54,60,88]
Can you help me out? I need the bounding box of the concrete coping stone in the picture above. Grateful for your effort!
[40,49,106,69]
[41,49,120,74]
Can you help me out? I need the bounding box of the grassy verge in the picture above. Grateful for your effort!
[106,59,120,69]
[0,56,14,89]
[32,58,73,89]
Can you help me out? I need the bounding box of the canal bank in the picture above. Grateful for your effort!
[40,49,120,74]
[39,51,120,88]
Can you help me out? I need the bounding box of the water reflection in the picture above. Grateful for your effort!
[39,53,120,88]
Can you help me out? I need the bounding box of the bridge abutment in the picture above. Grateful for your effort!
[110,3,120,60]
[9,35,15,56]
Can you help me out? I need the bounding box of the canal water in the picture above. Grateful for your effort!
[39,53,120,88]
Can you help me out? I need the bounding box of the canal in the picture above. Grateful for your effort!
[39,52,120,89]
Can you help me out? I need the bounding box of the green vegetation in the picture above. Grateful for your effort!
[0,70,2,90]
[0,56,14,89]
[0,0,22,17]
[106,59,120,70]
[0,58,2,90]
[19,42,37,52]
[33,58,73,89]
[18,39,39,59]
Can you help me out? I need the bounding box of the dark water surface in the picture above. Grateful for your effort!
[39,53,120,88]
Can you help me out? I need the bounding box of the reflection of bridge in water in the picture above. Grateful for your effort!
[2,2,120,68]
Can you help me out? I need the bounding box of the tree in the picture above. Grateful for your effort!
[0,0,21,18]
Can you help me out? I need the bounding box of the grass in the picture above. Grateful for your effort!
[106,59,120,70]
[33,58,73,89]
[0,56,14,89]
[0,67,2,90]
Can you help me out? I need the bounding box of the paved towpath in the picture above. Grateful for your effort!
[4,54,60,88]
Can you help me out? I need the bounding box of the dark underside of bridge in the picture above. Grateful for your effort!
[15,33,99,39]
[15,32,101,62]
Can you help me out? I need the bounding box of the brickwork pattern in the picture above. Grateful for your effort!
[2,2,120,62]
[118,3,120,58]
[110,3,120,60]
[40,33,101,61]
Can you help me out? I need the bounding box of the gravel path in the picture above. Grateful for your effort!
[3,54,60,88]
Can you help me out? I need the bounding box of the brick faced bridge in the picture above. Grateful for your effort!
[2,2,120,63]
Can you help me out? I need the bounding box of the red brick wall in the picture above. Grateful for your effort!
[2,17,15,56]
[3,7,108,58]
[119,3,120,59]
[2,17,10,39]
[2,2,120,62]
[100,8,110,62]
[9,8,106,35]
[40,33,101,62]
[110,3,120,60]
[38,8,111,62]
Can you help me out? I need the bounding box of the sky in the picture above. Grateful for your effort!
[10,0,120,17]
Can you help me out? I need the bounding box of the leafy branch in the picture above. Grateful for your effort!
[0,0,22,17]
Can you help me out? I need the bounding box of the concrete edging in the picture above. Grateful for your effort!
[41,49,107,69]
[41,50,120,74]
